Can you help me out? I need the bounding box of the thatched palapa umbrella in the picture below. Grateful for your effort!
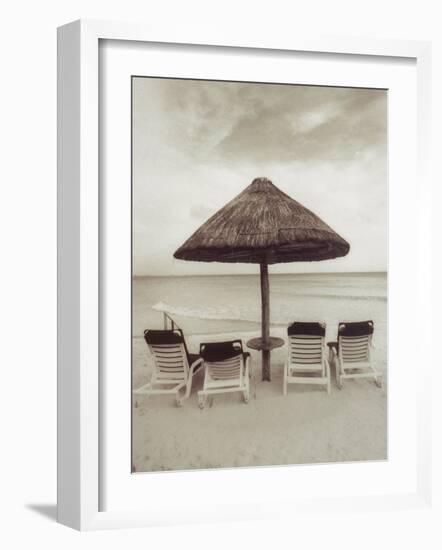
[174,178,350,381]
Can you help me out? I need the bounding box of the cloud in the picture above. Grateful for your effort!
[132,77,387,276]
[138,79,387,165]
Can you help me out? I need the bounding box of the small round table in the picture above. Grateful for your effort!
[246,337,285,382]
[246,336,285,351]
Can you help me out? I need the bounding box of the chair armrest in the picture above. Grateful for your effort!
[326,341,338,356]
[243,353,251,375]
[244,360,250,378]
[189,357,204,375]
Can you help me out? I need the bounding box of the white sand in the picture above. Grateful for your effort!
[132,327,387,472]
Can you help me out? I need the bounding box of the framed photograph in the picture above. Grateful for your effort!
[57,20,432,530]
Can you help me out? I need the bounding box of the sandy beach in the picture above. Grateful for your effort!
[132,322,387,472]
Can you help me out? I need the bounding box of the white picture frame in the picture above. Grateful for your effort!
[57,19,432,531]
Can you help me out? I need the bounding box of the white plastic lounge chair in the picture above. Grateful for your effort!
[332,320,382,389]
[284,322,330,395]
[133,329,203,406]
[197,340,250,408]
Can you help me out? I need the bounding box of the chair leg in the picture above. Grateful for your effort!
[197,392,206,409]
[374,371,382,388]
[242,363,250,403]
[243,388,249,404]
[283,367,288,395]
[336,362,343,389]
[326,361,331,394]
[176,385,186,407]
[183,376,193,401]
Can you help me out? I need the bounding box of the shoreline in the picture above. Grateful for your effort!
[133,271,388,280]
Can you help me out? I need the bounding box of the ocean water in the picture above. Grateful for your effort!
[132,272,387,346]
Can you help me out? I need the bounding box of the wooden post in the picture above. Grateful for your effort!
[260,262,271,381]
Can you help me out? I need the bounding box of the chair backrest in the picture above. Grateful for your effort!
[144,329,188,379]
[338,321,373,363]
[200,340,244,380]
[287,322,325,366]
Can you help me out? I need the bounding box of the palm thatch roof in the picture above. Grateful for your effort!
[174,177,350,264]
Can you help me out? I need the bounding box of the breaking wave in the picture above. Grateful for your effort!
[152,291,386,326]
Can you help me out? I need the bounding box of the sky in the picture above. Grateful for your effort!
[132,77,387,276]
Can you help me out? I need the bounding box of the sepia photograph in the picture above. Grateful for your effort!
[131,77,387,473]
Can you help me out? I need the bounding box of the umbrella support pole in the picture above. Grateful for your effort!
[262,350,270,381]
[260,262,271,381]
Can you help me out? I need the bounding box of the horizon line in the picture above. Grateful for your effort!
[133,270,388,279]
